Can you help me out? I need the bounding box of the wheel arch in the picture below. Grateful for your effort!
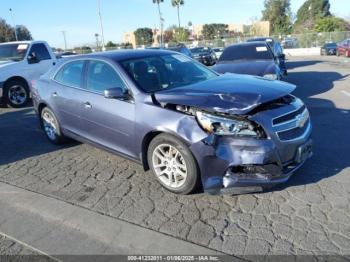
[141,130,192,171]
[4,76,29,89]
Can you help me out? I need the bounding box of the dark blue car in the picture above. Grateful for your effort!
[31,50,312,195]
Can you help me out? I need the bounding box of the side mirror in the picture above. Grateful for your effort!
[104,87,129,100]
[278,53,286,59]
[27,52,39,64]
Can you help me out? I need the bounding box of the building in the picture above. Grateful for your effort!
[123,21,270,48]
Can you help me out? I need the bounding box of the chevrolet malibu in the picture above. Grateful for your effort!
[31,50,312,195]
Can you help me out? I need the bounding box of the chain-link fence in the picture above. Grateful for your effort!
[65,31,350,54]
[181,31,350,49]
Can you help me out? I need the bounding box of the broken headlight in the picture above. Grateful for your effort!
[196,111,262,137]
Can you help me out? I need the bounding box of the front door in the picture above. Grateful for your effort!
[26,43,55,80]
[79,60,136,158]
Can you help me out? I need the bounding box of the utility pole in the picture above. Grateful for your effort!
[97,0,105,51]
[95,33,100,50]
[9,8,18,41]
[61,31,67,50]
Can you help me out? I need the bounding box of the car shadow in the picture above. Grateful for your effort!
[0,108,76,166]
[286,60,322,70]
[274,68,350,190]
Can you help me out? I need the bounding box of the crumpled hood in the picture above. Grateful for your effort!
[213,60,277,76]
[154,73,295,115]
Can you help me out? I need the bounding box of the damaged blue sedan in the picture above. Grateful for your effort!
[31,50,312,195]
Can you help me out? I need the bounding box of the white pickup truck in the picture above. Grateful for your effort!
[0,41,57,108]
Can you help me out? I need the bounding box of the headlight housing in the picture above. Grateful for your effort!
[195,111,264,137]
[263,74,278,80]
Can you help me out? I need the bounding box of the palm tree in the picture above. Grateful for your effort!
[171,0,184,29]
[152,0,164,46]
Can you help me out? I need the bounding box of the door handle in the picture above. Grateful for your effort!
[52,92,58,97]
[84,102,92,109]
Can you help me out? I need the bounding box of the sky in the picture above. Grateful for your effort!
[0,0,349,48]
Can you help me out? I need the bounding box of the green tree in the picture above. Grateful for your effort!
[0,19,33,43]
[15,25,32,41]
[134,28,154,46]
[261,0,292,35]
[0,18,15,42]
[171,0,184,28]
[315,16,350,32]
[294,0,331,32]
[201,24,228,40]
[106,41,117,48]
[153,0,164,46]
[173,27,189,42]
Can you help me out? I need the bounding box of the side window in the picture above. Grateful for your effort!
[29,43,51,60]
[86,61,125,93]
[54,60,84,88]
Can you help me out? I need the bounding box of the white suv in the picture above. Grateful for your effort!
[0,41,57,108]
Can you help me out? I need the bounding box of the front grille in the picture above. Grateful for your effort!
[278,119,310,141]
[272,105,311,142]
[273,105,306,125]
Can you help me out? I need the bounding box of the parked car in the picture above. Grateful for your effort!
[336,39,350,57]
[281,37,298,49]
[31,50,312,195]
[59,51,78,58]
[212,47,224,59]
[190,47,217,66]
[247,38,287,76]
[213,42,284,80]
[167,44,193,58]
[320,42,337,56]
[0,41,57,108]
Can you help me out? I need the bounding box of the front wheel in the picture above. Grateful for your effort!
[40,107,67,145]
[4,79,30,108]
[147,134,200,195]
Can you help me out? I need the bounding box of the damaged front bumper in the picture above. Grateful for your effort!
[190,135,312,195]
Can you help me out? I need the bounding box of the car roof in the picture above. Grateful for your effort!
[67,49,177,62]
[227,41,268,48]
[0,40,47,46]
[247,37,274,42]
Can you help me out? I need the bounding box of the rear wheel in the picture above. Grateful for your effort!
[346,50,350,57]
[40,107,67,145]
[4,79,30,108]
[147,134,200,195]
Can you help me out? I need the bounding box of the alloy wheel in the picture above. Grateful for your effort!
[152,144,187,189]
[42,111,58,141]
[8,85,27,106]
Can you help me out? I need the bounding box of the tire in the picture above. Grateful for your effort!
[4,79,30,108]
[147,133,200,195]
[40,107,67,145]
[346,50,350,58]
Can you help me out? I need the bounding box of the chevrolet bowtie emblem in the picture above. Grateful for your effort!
[295,110,309,128]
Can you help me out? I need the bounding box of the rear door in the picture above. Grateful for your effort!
[79,59,136,157]
[51,60,86,134]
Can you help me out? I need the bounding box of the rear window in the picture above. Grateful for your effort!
[54,60,84,88]
[220,44,273,62]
